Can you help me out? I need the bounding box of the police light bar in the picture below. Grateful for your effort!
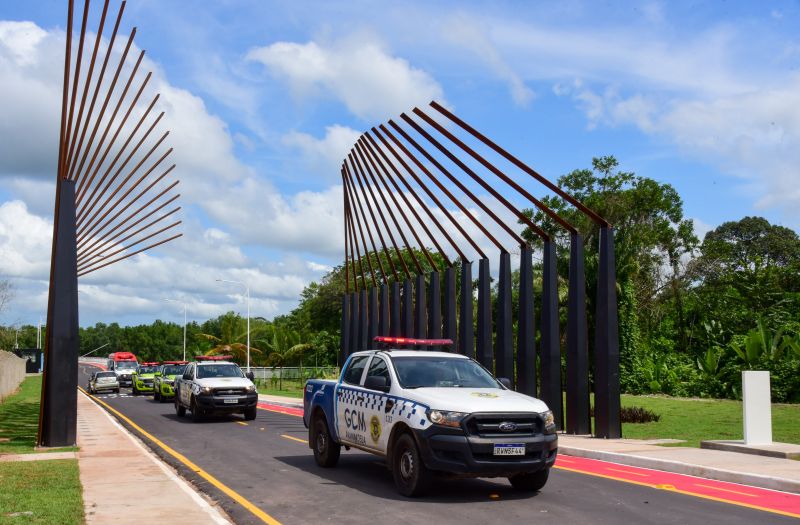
[163,360,188,365]
[195,355,233,361]
[140,362,161,366]
[373,336,453,346]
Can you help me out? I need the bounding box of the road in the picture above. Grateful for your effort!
[78,364,798,525]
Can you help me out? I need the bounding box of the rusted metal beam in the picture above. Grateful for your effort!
[342,167,380,287]
[430,101,610,228]
[77,233,182,277]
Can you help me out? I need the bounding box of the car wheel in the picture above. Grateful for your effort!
[311,415,340,468]
[114,388,120,394]
[509,468,549,492]
[244,406,257,421]
[190,397,203,422]
[175,397,186,417]
[392,433,430,497]
[154,389,160,402]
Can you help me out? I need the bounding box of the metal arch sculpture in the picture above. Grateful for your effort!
[339,101,620,439]
[38,0,182,447]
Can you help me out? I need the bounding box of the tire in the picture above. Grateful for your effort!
[509,468,549,492]
[154,389,161,402]
[190,397,203,422]
[311,415,340,468]
[392,433,430,497]
[114,388,120,394]
[244,406,257,421]
[175,397,186,417]
[132,385,139,396]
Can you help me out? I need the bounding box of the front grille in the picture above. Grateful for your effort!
[464,413,542,438]
[213,387,247,396]
[143,379,153,385]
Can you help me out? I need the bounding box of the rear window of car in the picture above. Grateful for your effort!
[97,372,116,378]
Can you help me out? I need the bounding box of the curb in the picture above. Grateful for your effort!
[558,445,800,494]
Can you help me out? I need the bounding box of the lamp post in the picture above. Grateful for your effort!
[216,279,250,372]
[165,298,187,362]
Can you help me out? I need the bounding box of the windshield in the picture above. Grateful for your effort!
[162,365,186,376]
[137,366,158,374]
[196,364,244,379]
[115,361,137,370]
[96,372,116,379]
[391,356,499,389]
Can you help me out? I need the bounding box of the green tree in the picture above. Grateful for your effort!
[196,312,264,364]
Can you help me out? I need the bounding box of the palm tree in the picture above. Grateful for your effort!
[260,327,312,390]
[196,312,263,363]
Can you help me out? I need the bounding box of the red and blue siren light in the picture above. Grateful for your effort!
[195,355,233,361]
[140,362,161,366]
[163,360,189,365]
[373,336,453,347]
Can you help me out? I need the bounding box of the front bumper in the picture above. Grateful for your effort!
[117,374,133,386]
[414,426,558,478]
[158,382,176,398]
[134,381,155,392]
[195,392,258,413]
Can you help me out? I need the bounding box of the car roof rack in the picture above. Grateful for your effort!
[195,355,233,361]
[372,336,454,351]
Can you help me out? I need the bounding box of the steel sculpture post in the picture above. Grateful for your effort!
[368,287,378,346]
[443,266,457,351]
[496,251,513,386]
[391,281,401,336]
[379,284,389,337]
[566,234,590,434]
[458,260,473,357]
[428,271,442,350]
[415,273,427,339]
[540,241,563,429]
[517,245,536,397]
[594,227,621,438]
[340,294,350,365]
[476,258,492,370]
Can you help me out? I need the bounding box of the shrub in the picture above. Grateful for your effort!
[620,406,661,423]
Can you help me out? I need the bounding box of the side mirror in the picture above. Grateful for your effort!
[498,377,512,389]
[364,375,390,392]
[246,371,255,381]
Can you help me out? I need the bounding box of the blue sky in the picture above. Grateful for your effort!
[1,1,799,329]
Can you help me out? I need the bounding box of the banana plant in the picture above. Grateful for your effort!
[730,318,784,368]
[782,335,800,359]
[697,346,725,378]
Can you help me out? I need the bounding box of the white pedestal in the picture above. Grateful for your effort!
[742,371,772,445]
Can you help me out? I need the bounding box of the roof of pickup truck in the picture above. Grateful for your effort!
[354,350,471,359]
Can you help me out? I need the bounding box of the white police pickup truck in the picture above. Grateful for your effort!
[303,337,558,496]
[174,355,258,421]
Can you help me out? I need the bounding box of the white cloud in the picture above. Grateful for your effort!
[283,124,360,175]
[246,37,444,121]
[442,15,534,107]
[0,200,52,279]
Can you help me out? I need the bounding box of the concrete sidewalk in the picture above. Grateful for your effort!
[260,393,800,494]
[77,392,232,524]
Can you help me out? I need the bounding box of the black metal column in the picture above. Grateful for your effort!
[390,281,401,336]
[458,260,473,357]
[540,241,562,429]
[594,227,621,438]
[566,233,590,435]
[349,291,359,355]
[359,288,368,352]
[379,284,389,338]
[402,279,413,337]
[443,266,457,351]
[415,273,427,339]
[340,294,350,365]
[517,245,536,396]
[39,179,79,447]
[428,271,442,349]
[368,286,378,346]
[476,258,492,370]
[496,251,513,386]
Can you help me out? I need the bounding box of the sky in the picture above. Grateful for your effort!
[1,0,799,329]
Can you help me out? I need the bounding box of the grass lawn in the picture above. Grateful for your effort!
[0,376,77,455]
[257,380,304,399]
[619,395,800,448]
[0,459,84,524]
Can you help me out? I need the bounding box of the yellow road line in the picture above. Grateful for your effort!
[236,421,248,426]
[79,388,282,525]
[694,483,758,498]
[607,467,649,477]
[281,434,308,444]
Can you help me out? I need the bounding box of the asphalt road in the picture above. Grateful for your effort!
[78,364,797,525]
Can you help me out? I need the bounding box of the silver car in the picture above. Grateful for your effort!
[88,371,120,394]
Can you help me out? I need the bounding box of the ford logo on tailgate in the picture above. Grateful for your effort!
[498,421,518,432]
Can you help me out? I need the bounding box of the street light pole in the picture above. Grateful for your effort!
[216,278,251,372]
[165,298,187,362]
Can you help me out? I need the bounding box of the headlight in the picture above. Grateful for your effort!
[164,379,173,385]
[426,409,468,428]
[246,384,256,392]
[200,386,213,394]
[541,410,556,432]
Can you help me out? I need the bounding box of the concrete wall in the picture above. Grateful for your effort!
[0,351,27,401]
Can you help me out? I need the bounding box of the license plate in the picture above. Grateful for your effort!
[223,398,239,404]
[493,444,525,456]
